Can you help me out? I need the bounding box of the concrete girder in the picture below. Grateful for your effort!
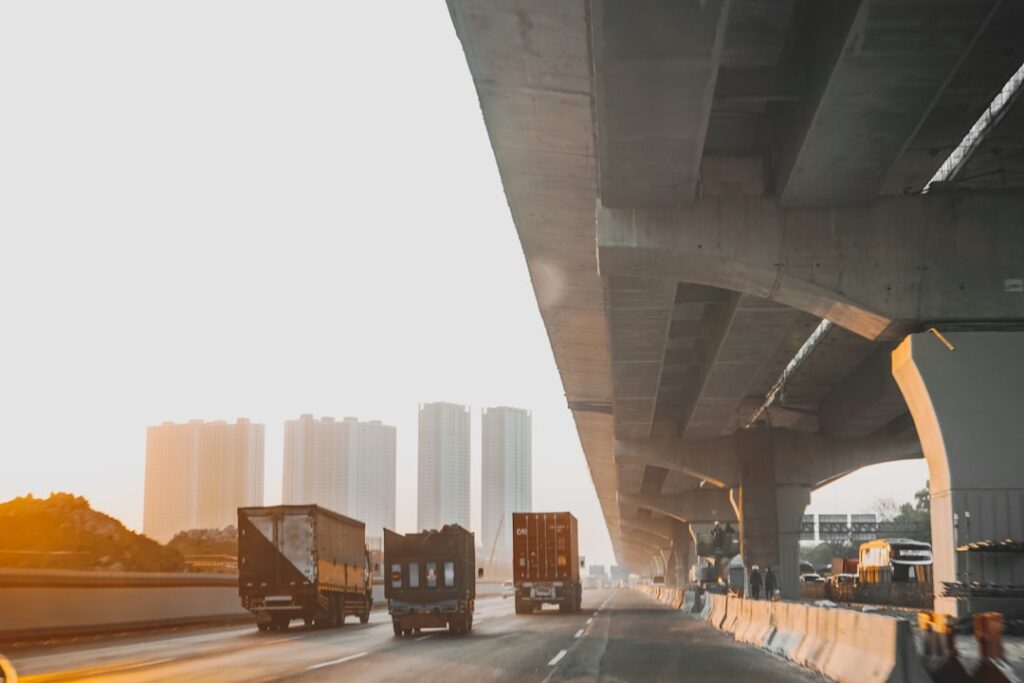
[447,0,625,561]
[618,516,674,541]
[774,0,1002,206]
[616,427,921,489]
[619,528,673,551]
[592,0,730,207]
[881,1,1024,194]
[619,489,737,524]
[597,193,1024,341]
[819,345,911,438]
[606,276,676,439]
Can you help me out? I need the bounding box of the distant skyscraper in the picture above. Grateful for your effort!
[282,415,396,543]
[417,402,470,531]
[481,407,532,567]
[143,419,264,543]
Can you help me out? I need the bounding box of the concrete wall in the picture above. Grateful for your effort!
[0,569,504,641]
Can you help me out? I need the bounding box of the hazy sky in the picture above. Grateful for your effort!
[0,2,927,568]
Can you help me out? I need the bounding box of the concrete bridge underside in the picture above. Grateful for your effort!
[448,0,1024,614]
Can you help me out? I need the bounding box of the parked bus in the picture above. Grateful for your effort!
[857,538,932,584]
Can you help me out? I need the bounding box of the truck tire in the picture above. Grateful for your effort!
[514,599,529,615]
[359,611,370,624]
[257,621,270,632]
[392,621,402,637]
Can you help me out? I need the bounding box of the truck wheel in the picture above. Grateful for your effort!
[392,621,402,637]
[257,621,270,632]
[466,612,473,633]
[514,599,528,615]
[359,611,370,624]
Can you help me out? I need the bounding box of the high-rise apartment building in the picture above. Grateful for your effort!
[143,419,264,543]
[282,415,396,543]
[417,402,470,532]
[481,406,532,567]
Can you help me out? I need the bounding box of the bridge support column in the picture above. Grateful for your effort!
[671,520,692,587]
[892,331,1024,616]
[736,429,811,599]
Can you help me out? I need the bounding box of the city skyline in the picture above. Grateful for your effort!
[417,402,471,532]
[143,418,264,543]
[481,406,532,568]
[282,414,397,541]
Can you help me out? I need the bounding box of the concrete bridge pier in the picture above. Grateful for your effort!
[670,520,692,587]
[892,330,1024,616]
[735,429,811,599]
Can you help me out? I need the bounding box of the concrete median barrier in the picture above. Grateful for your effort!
[706,593,728,628]
[767,601,808,659]
[737,599,774,647]
[0,569,506,642]
[822,609,931,683]
[681,590,697,613]
[721,595,743,634]
[0,569,248,641]
[704,595,930,683]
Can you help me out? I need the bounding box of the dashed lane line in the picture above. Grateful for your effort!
[305,652,368,671]
[547,650,567,666]
[574,629,584,639]
[414,635,433,642]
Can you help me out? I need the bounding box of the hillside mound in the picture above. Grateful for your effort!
[0,493,184,572]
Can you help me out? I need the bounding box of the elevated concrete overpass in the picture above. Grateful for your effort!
[447,0,1024,614]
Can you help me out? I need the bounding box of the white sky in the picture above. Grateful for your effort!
[0,2,927,569]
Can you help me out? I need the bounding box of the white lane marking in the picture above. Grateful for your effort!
[586,617,593,625]
[415,635,433,642]
[574,629,584,638]
[101,657,176,673]
[548,649,568,666]
[306,652,368,670]
[266,636,302,645]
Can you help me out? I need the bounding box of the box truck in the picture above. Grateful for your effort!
[238,505,373,631]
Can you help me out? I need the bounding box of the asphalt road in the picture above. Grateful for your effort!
[5,589,823,682]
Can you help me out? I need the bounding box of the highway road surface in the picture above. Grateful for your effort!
[4,589,822,682]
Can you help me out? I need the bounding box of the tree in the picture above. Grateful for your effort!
[871,497,899,522]
[914,483,930,513]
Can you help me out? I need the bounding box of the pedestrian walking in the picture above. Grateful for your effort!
[765,566,777,599]
[749,565,762,600]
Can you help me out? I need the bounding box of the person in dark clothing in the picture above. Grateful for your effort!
[711,521,724,552]
[749,566,763,599]
[764,566,777,599]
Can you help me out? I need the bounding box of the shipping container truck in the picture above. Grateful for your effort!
[512,512,582,614]
[238,505,373,632]
[384,524,476,636]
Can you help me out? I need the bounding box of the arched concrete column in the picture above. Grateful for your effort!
[892,330,1024,616]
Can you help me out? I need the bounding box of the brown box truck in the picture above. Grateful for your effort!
[238,505,373,631]
[512,512,582,614]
